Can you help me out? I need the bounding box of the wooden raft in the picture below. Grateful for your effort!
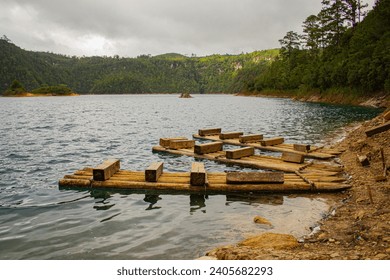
[152,143,344,174]
[193,129,342,160]
[59,160,351,193]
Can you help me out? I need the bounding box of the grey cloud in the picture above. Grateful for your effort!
[0,0,375,57]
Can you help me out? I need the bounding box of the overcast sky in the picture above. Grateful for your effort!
[0,0,376,57]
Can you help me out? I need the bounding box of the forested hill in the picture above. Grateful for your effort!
[0,38,278,94]
[234,0,390,97]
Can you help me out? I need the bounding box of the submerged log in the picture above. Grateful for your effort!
[190,162,207,186]
[93,159,120,181]
[226,147,254,159]
[198,128,222,136]
[194,142,223,155]
[239,134,263,143]
[145,162,163,182]
[226,172,284,184]
[219,132,243,140]
[365,121,390,137]
[260,137,284,146]
[282,152,305,164]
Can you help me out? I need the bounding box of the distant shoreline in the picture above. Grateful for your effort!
[2,92,79,97]
[236,91,390,109]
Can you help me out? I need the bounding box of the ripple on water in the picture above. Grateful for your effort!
[0,94,382,259]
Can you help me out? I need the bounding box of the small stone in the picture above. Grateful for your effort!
[328,238,336,243]
[355,210,365,220]
[330,252,340,258]
[374,253,387,260]
[253,216,272,226]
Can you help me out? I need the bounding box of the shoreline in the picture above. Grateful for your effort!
[2,92,79,97]
[235,92,390,109]
[205,109,389,260]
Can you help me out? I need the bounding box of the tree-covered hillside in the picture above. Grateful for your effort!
[0,36,278,94]
[234,0,389,97]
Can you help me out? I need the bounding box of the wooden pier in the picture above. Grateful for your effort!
[193,128,342,160]
[59,159,351,193]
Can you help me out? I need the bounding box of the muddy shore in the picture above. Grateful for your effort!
[206,109,389,260]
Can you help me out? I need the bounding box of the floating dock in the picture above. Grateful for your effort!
[192,128,342,160]
[59,159,351,193]
[153,138,344,173]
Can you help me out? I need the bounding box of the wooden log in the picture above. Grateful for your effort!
[168,139,195,150]
[226,147,255,159]
[365,121,390,137]
[239,134,263,143]
[226,172,284,184]
[282,152,305,164]
[194,142,223,155]
[59,179,91,188]
[260,137,284,146]
[190,162,207,186]
[380,148,387,177]
[219,131,243,140]
[198,128,222,136]
[383,110,390,121]
[357,154,370,166]
[93,159,120,181]
[159,137,187,148]
[145,162,163,182]
[293,144,311,153]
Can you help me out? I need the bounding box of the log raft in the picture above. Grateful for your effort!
[152,144,344,174]
[59,160,351,193]
[193,130,341,159]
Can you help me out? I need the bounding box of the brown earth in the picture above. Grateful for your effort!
[206,110,389,260]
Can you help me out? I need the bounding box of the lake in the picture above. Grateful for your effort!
[0,94,381,259]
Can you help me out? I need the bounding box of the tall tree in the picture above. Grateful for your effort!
[302,15,323,50]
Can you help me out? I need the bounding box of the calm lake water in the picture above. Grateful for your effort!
[0,94,381,259]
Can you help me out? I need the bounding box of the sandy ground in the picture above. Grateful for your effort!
[206,110,389,260]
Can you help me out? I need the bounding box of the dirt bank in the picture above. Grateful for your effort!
[206,110,389,260]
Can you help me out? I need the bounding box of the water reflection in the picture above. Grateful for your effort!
[190,194,207,213]
[144,195,161,210]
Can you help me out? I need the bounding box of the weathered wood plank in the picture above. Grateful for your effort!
[198,128,222,136]
[239,134,263,143]
[168,139,195,150]
[159,137,187,148]
[365,121,390,137]
[194,142,223,154]
[383,110,390,121]
[190,162,207,186]
[226,172,284,184]
[226,147,255,159]
[93,159,120,181]
[260,137,284,146]
[282,152,305,163]
[219,131,243,140]
[145,162,164,182]
[293,144,311,153]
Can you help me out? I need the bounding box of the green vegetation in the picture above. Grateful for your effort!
[234,0,390,100]
[0,36,278,94]
[1,0,387,101]
[31,84,73,94]
[4,79,26,94]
